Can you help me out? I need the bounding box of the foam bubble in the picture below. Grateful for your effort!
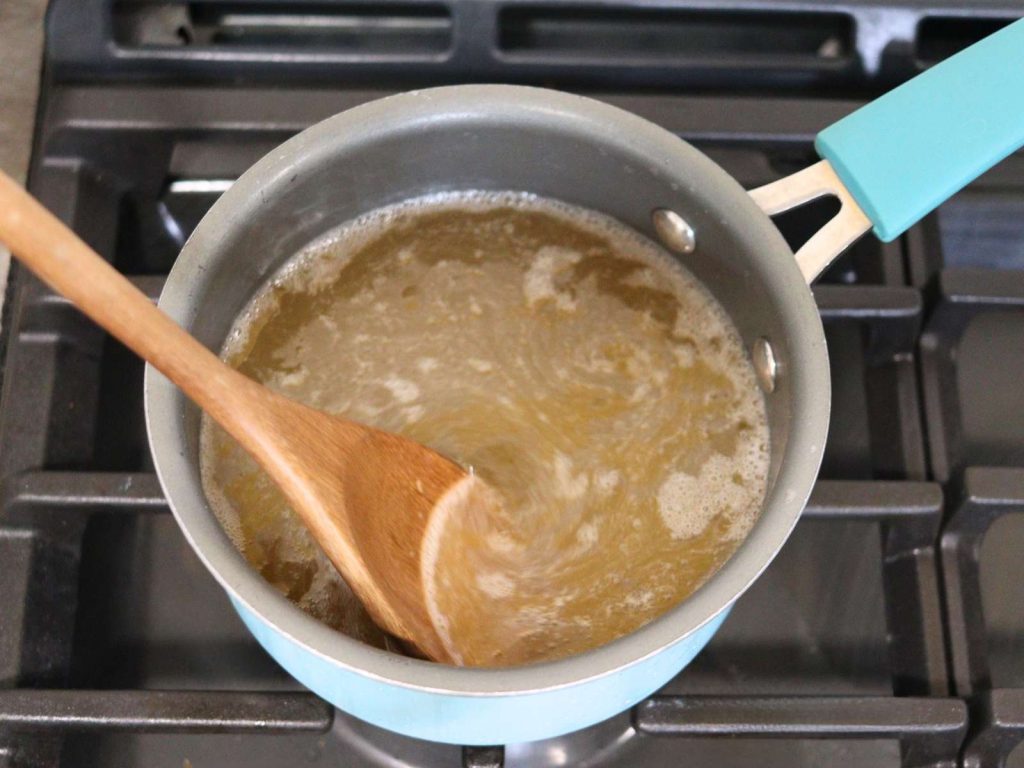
[382,375,420,404]
[575,523,598,549]
[656,451,764,540]
[403,405,426,423]
[623,590,654,610]
[553,452,589,500]
[476,571,516,598]
[486,532,519,553]
[267,366,309,390]
[595,469,621,495]
[623,267,658,289]
[523,246,582,312]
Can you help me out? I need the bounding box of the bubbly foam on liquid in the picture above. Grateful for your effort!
[200,190,770,667]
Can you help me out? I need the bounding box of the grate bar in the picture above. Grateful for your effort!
[814,284,922,321]
[804,483,947,698]
[814,285,923,361]
[635,695,966,738]
[927,268,1024,342]
[942,467,1024,696]
[0,472,168,521]
[804,480,940,523]
[921,270,1024,480]
[46,0,1024,86]
[962,689,1024,768]
[44,86,858,145]
[0,690,332,734]
[28,275,165,306]
[635,695,967,768]
[806,479,942,556]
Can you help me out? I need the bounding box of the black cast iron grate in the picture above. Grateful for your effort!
[2,2,1024,767]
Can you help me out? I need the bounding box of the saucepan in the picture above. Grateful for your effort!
[144,21,1024,744]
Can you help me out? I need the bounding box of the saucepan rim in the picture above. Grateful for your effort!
[143,84,831,697]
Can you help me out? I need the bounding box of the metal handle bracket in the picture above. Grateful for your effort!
[749,160,872,284]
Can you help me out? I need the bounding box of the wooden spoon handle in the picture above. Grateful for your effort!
[0,170,257,436]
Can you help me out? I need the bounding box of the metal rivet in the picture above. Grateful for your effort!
[651,209,696,254]
[752,338,777,394]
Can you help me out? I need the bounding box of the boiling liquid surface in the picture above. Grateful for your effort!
[201,192,769,666]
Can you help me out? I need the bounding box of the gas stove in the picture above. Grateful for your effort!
[2,2,1023,766]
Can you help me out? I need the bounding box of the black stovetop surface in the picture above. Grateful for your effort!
[2,2,1023,766]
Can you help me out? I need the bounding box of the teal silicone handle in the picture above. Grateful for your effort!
[815,19,1024,242]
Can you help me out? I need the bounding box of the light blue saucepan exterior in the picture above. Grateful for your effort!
[146,20,1024,746]
[232,597,729,743]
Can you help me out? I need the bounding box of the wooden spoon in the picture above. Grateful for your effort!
[0,170,483,663]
